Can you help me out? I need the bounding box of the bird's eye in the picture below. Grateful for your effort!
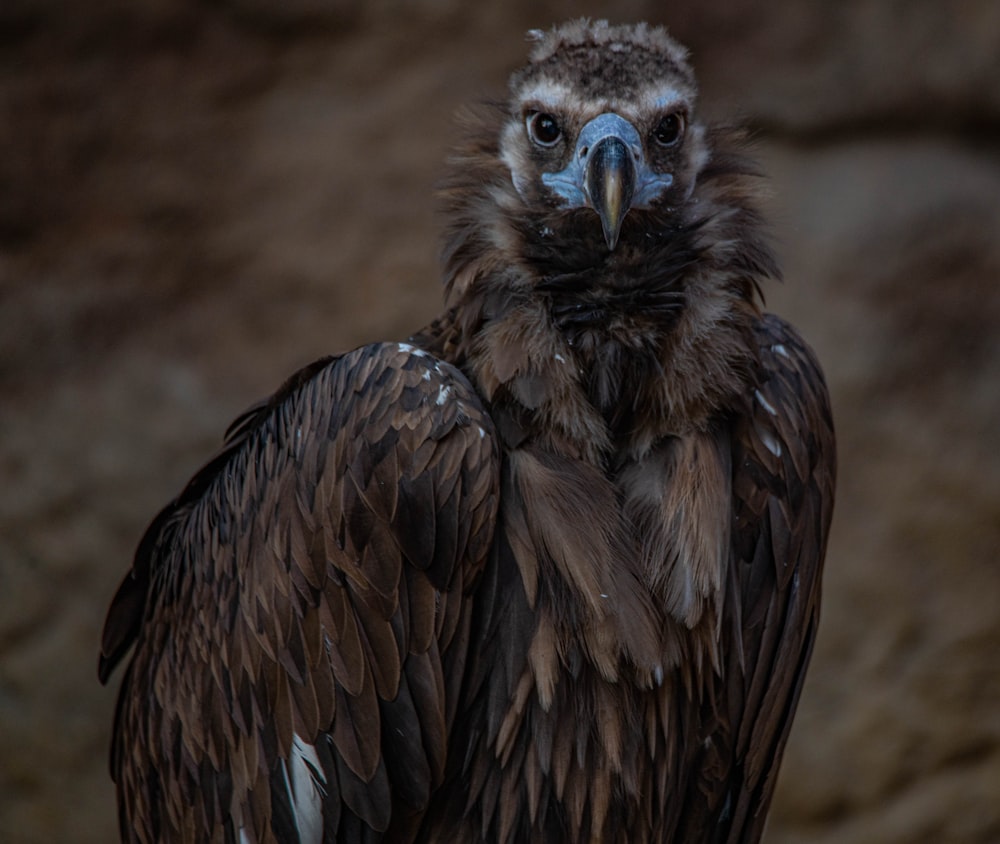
[652,113,684,147]
[526,112,562,147]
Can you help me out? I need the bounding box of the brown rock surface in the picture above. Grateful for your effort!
[1,3,998,842]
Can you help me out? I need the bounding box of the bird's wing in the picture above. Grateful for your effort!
[681,313,836,843]
[99,343,500,844]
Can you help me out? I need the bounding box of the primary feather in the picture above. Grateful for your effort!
[101,19,835,844]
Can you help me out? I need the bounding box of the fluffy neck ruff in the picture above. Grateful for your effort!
[433,103,777,465]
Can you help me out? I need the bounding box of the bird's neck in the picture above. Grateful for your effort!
[427,131,777,466]
[421,246,759,468]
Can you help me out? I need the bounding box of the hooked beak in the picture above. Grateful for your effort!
[539,112,674,252]
[585,137,635,251]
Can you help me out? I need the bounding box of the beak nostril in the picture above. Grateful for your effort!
[579,147,589,158]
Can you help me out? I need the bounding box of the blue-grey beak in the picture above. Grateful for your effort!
[585,136,634,251]
[542,112,674,251]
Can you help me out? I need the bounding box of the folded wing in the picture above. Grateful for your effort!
[680,313,837,843]
[100,343,500,844]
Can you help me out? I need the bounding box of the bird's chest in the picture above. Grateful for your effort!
[435,431,734,842]
[504,426,732,647]
[456,553,717,844]
[507,660,700,842]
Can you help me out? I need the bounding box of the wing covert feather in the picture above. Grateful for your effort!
[683,313,836,843]
[100,343,500,843]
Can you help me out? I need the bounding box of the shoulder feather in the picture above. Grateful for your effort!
[101,343,501,843]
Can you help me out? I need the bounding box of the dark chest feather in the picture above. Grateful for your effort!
[421,425,735,844]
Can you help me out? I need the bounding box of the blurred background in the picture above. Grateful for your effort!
[1,1,998,841]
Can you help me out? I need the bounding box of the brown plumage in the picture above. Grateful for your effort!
[100,19,835,844]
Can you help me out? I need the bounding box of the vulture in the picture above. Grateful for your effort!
[100,19,836,844]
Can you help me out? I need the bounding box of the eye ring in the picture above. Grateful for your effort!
[652,113,685,147]
[526,111,562,147]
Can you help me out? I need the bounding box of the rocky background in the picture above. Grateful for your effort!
[1,1,998,841]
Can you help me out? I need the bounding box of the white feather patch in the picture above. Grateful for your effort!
[281,733,325,844]
[397,342,427,357]
[761,430,783,459]
[754,388,778,416]
[515,78,576,112]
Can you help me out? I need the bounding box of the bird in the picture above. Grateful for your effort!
[99,19,836,844]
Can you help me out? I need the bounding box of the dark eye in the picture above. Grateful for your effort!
[652,113,684,146]
[526,112,562,147]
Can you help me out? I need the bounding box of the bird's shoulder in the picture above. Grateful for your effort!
[99,341,502,840]
[100,342,500,682]
[733,312,836,561]
[684,312,836,842]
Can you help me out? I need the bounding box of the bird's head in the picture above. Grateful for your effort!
[501,20,707,252]
[435,20,777,450]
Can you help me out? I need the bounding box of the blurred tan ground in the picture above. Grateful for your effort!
[1,2,998,842]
